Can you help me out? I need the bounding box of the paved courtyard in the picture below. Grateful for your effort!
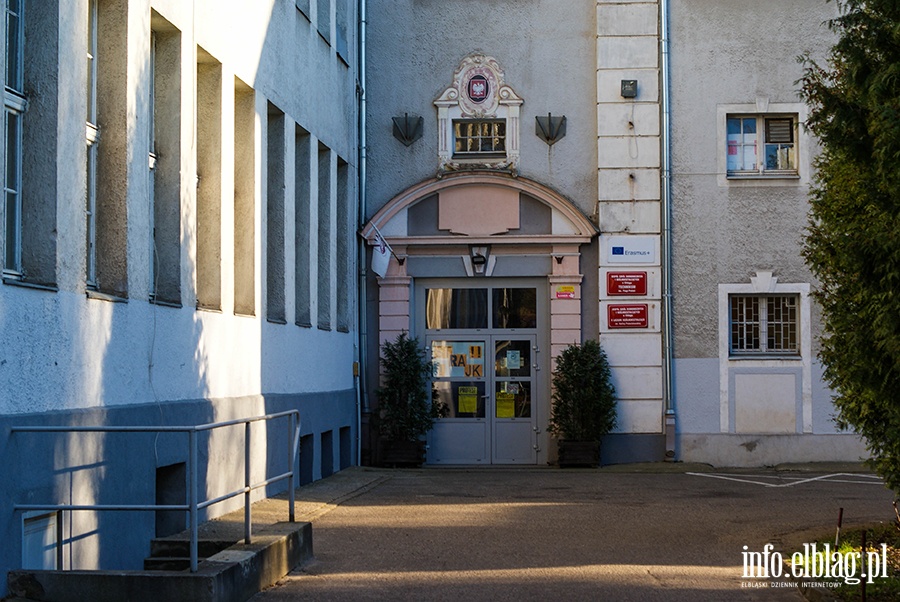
[252,465,894,601]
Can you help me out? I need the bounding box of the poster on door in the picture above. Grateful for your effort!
[458,386,479,414]
[431,341,485,378]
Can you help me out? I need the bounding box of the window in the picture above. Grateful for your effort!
[85,0,98,287]
[453,120,506,158]
[426,288,488,330]
[426,287,538,330]
[334,0,348,65]
[294,125,311,327]
[147,30,156,292]
[3,0,25,277]
[726,115,797,176]
[233,78,255,316]
[149,16,182,306]
[316,143,332,330]
[296,0,310,21]
[266,102,286,324]
[729,294,799,355]
[316,0,330,44]
[335,156,351,332]
[196,48,223,310]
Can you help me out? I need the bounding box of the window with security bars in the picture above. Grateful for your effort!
[726,115,797,176]
[453,120,506,157]
[730,294,799,355]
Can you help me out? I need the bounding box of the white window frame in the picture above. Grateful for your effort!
[716,102,809,187]
[718,272,812,433]
[726,114,797,176]
[85,0,99,288]
[3,0,25,278]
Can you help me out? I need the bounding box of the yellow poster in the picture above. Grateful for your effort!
[458,386,478,414]
[496,392,515,418]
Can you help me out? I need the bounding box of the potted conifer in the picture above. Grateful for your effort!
[376,332,441,466]
[548,339,617,467]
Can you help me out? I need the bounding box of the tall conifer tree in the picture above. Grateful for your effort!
[800,0,900,490]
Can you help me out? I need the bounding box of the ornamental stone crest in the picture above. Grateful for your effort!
[435,53,514,118]
[434,52,524,174]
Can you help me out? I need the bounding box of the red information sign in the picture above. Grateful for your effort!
[607,271,648,296]
[608,304,649,329]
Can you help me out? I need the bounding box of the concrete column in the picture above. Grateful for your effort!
[597,0,664,437]
[377,251,411,350]
[548,248,583,362]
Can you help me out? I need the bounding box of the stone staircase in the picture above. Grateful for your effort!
[142,537,238,572]
[7,522,312,602]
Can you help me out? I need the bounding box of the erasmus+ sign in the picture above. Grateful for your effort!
[606,236,657,265]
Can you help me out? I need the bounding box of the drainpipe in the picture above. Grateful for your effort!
[660,0,676,460]
[355,0,368,466]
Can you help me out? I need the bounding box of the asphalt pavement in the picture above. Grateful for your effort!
[249,464,894,601]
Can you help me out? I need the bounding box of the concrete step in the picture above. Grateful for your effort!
[7,521,312,602]
[148,538,236,560]
[143,556,191,572]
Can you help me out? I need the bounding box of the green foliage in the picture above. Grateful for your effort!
[798,0,900,492]
[548,340,617,442]
[376,332,440,443]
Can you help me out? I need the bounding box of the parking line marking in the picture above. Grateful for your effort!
[685,472,884,488]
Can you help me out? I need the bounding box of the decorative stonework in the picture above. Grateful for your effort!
[434,52,523,175]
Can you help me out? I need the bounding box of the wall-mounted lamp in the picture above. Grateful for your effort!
[471,247,488,275]
[535,113,567,146]
[621,79,638,98]
[392,113,423,146]
[466,245,491,276]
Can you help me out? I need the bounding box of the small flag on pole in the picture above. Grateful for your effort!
[370,225,392,278]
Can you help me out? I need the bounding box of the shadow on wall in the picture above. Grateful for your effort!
[3,0,362,579]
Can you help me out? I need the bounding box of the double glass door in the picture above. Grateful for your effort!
[427,334,538,464]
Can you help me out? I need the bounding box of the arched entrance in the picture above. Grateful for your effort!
[362,172,597,465]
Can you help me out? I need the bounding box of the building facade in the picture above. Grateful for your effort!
[361,0,867,467]
[0,0,359,582]
[668,0,866,465]
[0,0,871,590]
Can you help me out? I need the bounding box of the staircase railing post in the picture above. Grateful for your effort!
[244,421,251,545]
[189,429,199,572]
[289,412,296,522]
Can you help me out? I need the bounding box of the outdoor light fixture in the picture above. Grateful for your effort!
[535,113,567,146]
[392,113,423,146]
[469,246,490,276]
[621,79,638,98]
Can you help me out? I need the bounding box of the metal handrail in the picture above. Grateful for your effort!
[11,409,301,572]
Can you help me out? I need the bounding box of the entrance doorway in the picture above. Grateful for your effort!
[419,282,546,464]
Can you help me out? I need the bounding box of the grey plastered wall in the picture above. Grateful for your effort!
[364,0,599,220]
[362,1,601,460]
[666,1,864,460]
[668,0,837,360]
